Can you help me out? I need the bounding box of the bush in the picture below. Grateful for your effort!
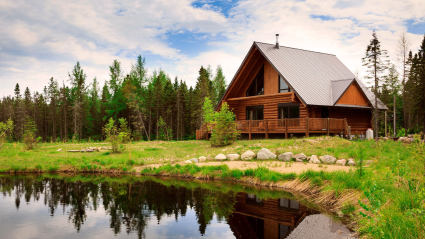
[23,118,38,150]
[0,119,13,148]
[204,100,239,147]
[104,118,129,153]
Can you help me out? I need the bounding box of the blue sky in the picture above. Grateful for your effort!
[0,0,424,96]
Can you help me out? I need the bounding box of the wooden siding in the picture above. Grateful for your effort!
[264,60,279,95]
[336,82,370,107]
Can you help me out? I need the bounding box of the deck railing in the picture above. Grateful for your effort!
[196,118,348,139]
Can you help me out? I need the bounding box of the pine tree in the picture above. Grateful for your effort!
[212,66,226,106]
[69,62,86,139]
[362,31,389,138]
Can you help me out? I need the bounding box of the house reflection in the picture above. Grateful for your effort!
[228,193,317,239]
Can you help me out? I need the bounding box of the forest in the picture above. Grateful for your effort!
[0,33,424,142]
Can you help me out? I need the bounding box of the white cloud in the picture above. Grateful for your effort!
[0,0,424,97]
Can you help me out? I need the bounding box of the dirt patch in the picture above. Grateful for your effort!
[135,161,352,174]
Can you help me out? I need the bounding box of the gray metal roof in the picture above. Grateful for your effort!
[254,42,387,110]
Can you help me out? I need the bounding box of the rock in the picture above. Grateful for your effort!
[278,152,294,162]
[347,158,356,166]
[398,137,414,143]
[309,155,320,164]
[184,160,193,164]
[189,158,199,163]
[294,153,307,162]
[241,150,256,160]
[198,156,207,162]
[226,153,240,161]
[56,148,62,152]
[215,153,227,161]
[335,159,347,166]
[256,148,276,160]
[319,155,337,164]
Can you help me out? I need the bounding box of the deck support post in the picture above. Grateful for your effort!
[285,118,288,139]
[248,120,252,140]
[265,119,269,139]
[327,118,330,136]
[305,117,309,137]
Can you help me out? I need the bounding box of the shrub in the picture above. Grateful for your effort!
[209,102,239,147]
[0,118,13,148]
[104,118,128,153]
[23,118,38,150]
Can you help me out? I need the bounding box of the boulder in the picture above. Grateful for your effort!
[241,150,256,160]
[366,128,374,140]
[319,155,337,164]
[335,159,347,166]
[278,152,294,162]
[198,156,207,162]
[226,153,240,161]
[215,153,227,161]
[184,160,193,164]
[398,137,414,143]
[56,148,62,152]
[256,148,276,160]
[309,155,320,164]
[294,153,307,162]
[190,158,199,163]
[347,158,356,166]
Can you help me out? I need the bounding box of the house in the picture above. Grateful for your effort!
[196,35,387,140]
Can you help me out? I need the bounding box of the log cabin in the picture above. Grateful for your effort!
[196,35,387,140]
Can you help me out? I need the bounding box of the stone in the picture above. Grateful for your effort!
[241,150,256,160]
[190,158,199,163]
[198,156,207,162]
[56,148,62,152]
[226,153,240,161]
[256,148,276,160]
[335,159,347,166]
[184,160,193,164]
[309,155,320,164]
[319,155,337,164]
[215,153,227,161]
[294,153,307,162]
[398,137,414,143]
[347,158,356,166]
[278,152,294,162]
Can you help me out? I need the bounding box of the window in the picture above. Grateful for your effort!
[246,66,264,96]
[279,76,290,93]
[279,198,300,209]
[278,103,299,119]
[246,105,264,120]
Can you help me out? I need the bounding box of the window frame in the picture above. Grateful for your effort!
[278,103,299,119]
[278,75,291,93]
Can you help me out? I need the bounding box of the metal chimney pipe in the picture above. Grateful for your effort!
[275,34,279,49]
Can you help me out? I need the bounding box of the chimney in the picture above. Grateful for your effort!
[275,33,279,49]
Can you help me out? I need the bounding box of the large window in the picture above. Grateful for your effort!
[246,66,264,96]
[278,103,299,119]
[246,105,264,120]
[279,76,290,93]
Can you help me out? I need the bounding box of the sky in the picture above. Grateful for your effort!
[0,0,424,97]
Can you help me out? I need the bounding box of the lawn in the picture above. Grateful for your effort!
[0,136,424,238]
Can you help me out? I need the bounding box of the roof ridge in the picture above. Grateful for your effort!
[331,78,354,82]
[254,41,336,56]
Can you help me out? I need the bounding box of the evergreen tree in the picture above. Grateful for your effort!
[212,66,226,106]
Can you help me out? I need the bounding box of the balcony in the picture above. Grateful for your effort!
[196,118,349,140]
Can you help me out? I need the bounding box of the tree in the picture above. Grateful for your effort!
[380,64,401,136]
[23,118,38,150]
[0,119,14,148]
[104,118,129,153]
[212,66,226,106]
[398,32,410,129]
[13,83,25,141]
[209,102,239,146]
[362,31,389,138]
[47,77,59,141]
[69,62,86,139]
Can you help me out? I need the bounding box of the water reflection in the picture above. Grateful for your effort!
[0,175,317,239]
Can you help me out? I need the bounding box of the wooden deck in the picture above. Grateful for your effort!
[196,118,349,140]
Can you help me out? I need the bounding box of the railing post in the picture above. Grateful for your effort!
[248,120,252,140]
[305,117,309,137]
[327,118,330,136]
[285,118,288,139]
[265,119,269,139]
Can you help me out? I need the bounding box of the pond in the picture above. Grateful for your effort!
[0,174,352,239]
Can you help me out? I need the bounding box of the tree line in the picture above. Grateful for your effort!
[362,32,425,137]
[0,56,226,141]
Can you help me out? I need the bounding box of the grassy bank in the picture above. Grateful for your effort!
[0,137,424,238]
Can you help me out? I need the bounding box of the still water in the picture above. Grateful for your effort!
[0,174,330,239]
